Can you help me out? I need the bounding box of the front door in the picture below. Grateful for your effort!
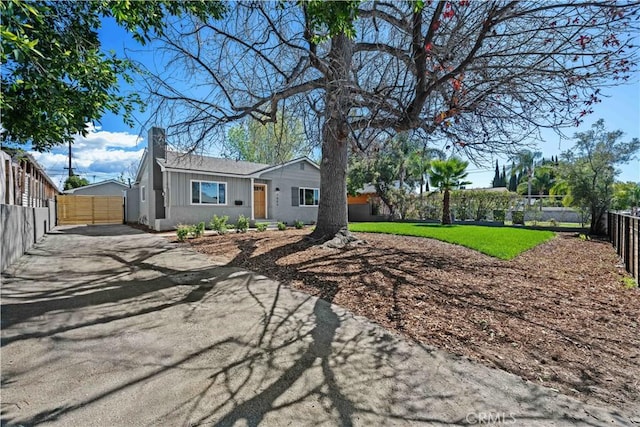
[253,185,266,219]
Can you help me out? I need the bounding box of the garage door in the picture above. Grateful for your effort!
[57,195,124,225]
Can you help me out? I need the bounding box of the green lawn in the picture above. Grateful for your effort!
[348,222,555,260]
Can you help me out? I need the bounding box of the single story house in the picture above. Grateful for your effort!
[127,127,320,231]
[347,184,391,222]
[63,179,129,196]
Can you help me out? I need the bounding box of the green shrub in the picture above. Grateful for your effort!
[209,214,229,234]
[549,218,559,227]
[236,215,249,233]
[190,222,205,238]
[277,221,287,231]
[622,277,638,289]
[176,225,190,242]
[454,203,470,221]
[294,220,304,229]
[512,211,525,225]
[493,209,506,222]
[256,222,268,232]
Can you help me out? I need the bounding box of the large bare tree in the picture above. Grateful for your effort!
[143,1,639,244]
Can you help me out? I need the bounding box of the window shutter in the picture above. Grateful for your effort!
[291,187,299,206]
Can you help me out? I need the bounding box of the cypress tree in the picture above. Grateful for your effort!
[508,169,517,191]
[507,161,517,192]
[492,160,501,187]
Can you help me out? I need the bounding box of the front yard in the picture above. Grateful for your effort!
[186,227,640,413]
[349,222,555,259]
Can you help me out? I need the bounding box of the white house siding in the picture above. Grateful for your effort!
[260,161,320,224]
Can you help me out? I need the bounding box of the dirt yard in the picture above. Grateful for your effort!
[186,229,640,413]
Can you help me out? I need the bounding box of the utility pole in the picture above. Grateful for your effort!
[64,140,74,177]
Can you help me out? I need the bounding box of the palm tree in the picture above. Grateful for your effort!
[429,157,471,224]
[510,150,542,206]
[408,147,445,197]
[531,165,555,208]
[549,178,573,207]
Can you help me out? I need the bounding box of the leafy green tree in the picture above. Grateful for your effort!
[510,150,542,204]
[549,176,573,208]
[559,120,640,235]
[348,133,442,219]
[224,113,309,164]
[408,147,444,198]
[532,165,555,196]
[508,163,518,192]
[429,158,471,225]
[348,134,415,218]
[63,175,90,191]
[0,0,225,151]
[611,182,640,211]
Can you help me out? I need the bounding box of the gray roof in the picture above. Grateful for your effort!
[159,152,271,175]
[64,179,129,194]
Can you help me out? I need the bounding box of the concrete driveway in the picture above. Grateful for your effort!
[1,225,635,426]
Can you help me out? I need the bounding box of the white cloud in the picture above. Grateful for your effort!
[72,123,143,150]
[30,126,146,185]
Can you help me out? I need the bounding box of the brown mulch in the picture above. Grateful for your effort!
[185,229,640,412]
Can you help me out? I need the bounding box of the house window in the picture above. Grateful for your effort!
[299,187,319,206]
[191,180,226,205]
[141,186,146,202]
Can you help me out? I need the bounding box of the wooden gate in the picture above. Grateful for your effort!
[57,195,123,225]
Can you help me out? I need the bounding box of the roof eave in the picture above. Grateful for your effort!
[160,164,259,179]
[255,157,320,177]
[133,149,148,184]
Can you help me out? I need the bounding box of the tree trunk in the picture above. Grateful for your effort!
[527,170,532,207]
[590,206,607,235]
[310,33,357,247]
[374,183,395,219]
[442,189,452,224]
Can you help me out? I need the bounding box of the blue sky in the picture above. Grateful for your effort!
[31,17,640,190]
[467,82,640,187]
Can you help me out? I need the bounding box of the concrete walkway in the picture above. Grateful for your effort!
[0,225,634,426]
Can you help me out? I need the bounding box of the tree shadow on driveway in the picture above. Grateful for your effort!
[0,226,630,426]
